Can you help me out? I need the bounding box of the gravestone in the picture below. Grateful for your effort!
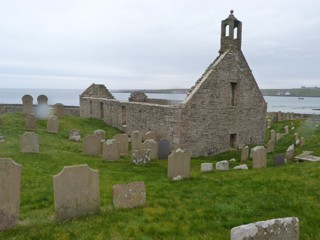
[25,113,37,130]
[144,131,157,141]
[131,149,150,165]
[284,125,289,134]
[0,158,22,231]
[167,148,190,180]
[274,154,286,166]
[130,131,142,151]
[54,103,65,118]
[230,217,299,240]
[251,146,267,169]
[141,139,158,160]
[47,115,59,133]
[216,160,229,171]
[22,94,33,115]
[113,181,146,209]
[286,145,294,161]
[300,137,305,146]
[112,134,129,155]
[69,129,81,141]
[277,111,282,122]
[36,95,50,119]
[94,129,106,142]
[241,146,249,162]
[20,132,39,153]
[276,133,282,141]
[270,129,276,142]
[201,163,213,172]
[294,133,299,144]
[158,139,171,160]
[37,94,48,105]
[83,135,101,156]
[266,140,274,153]
[233,164,248,170]
[103,139,120,161]
[53,164,100,222]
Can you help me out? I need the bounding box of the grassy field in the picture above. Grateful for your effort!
[0,113,320,239]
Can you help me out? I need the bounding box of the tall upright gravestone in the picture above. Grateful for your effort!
[0,158,22,231]
[130,131,142,151]
[83,135,101,156]
[53,164,100,222]
[20,132,39,153]
[36,95,50,119]
[112,134,128,155]
[158,139,171,160]
[47,115,59,133]
[22,94,33,115]
[251,146,267,169]
[54,103,65,118]
[167,148,190,180]
[25,113,37,130]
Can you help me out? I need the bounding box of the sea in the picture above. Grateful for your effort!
[0,88,319,115]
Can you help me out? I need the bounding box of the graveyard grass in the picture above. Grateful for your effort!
[0,113,320,240]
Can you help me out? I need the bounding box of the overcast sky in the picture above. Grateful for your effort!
[0,0,319,90]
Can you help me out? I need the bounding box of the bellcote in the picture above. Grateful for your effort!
[219,10,242,53]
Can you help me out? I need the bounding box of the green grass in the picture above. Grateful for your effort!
[0,113,320,239]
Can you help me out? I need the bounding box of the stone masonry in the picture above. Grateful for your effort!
[79,11,267,157]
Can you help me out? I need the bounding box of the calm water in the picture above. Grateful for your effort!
[0,88,319,114]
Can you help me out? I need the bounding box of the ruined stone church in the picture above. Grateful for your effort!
[80,11,267,157]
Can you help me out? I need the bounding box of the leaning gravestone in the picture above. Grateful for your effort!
[158,139,171,160]
[94,129,106,142]
[69,129,81,141]
[144,131,157,141]
[167,148,190,180]
[274,154,286,166]
[112,134,128,155]
[22,94,33,115]
[103,139,120,161]
[251,146,267,169]
[83,135,101,156]
[20,132,39,153]
[113,181,146,209]
[141,139,158,160]
[230,217,299,240]
[130,131,142,151]
[47,115,59,133]
[241,146,249,162]
[0,158,22,231]
[201,163,213,172]
[25,113,37,130]
[54,103,65,118]
[53,164,100,222]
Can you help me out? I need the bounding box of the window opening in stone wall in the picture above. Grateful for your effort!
[225,25,229,37]
[100,102,104,119]
[234,27,238,39]
[230,134,237,148]
[231,82,237,106]
[121,106,126,125]
[89,100,93,116]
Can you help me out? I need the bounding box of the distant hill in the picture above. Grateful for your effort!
[261,88,320,97]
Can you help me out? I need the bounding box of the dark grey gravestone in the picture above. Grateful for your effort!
[158,139,171,160]
[274,154,286,166]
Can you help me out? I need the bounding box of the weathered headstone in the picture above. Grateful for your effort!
[113,181,146,209]
[0,158,22,231]
[131,149,150,165]
[284,125,289,134]
[144,131,157,141]
[167,148,190,180]
[112,134,129,155]
[47,115,59,133]
[37,94,48,105]
[286,145,294,161]
[54,103,65,118]
[201,163,213,172]
[294,133,299,144]
[130,131,142,151]
[103,139,120,161]
[22,94,33,115]
[69,129,81,141]
[158,139,171,160]
[25,113,37,130]
[270,129,276,142]
[300,137,305,147]
[230,217,299,240]
[276,133,282,141]
[216,160,229,171]
[251,146,267,169]
[233,164,248,170]
[274,154,286,166]
[141,139,158,160]
[266,140,274,153]
[241,146,249,162]
[277,111,282,122]
[83,135,101,156]
[53,164,100,222]
[94,129,106,142]
[20,132,39,153]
